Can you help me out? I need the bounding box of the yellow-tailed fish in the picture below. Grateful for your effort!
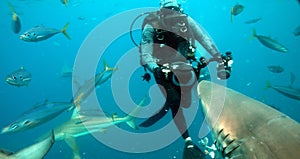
[8,2,21,34]
[231,3,244,22]
[1,100,74,134]
[251,28,288,53]
[6,66,32,87]
[60,0,69,7]
[20,22,71,42]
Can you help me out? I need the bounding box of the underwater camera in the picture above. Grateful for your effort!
[216,52,233,80]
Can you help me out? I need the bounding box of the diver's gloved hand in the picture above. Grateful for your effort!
[153,67,165,79]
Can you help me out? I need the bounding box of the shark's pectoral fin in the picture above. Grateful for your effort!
[64,137,81,159]
[14,130,54,159]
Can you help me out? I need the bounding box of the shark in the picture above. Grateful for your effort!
[72,61,117,107]
[197,80,300,159]
[50,97,145,159]
[0,131,54,159]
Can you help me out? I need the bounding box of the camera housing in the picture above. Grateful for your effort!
[217,52,233,80]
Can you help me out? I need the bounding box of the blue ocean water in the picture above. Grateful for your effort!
[0,0,299,159]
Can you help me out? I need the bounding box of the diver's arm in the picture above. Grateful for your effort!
[140,24,159,72]
[188,17,221,58]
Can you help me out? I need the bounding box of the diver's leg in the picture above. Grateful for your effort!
[139,76,174,127]
[170,105,190,139]
[170,97,206,159]
[139,104,169,127]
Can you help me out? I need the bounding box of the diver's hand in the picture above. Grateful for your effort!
[153,67,165,79]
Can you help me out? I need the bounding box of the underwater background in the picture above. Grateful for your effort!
[0,0,299,158]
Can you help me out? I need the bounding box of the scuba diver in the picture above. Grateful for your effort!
[133,0,233,158]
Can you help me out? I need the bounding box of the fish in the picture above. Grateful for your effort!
[244,17,262,24]
[6,66,32,87]
[60,0,69,7]
[60,64,73,78]
[20,22,71,42]
[265,80,300,101]
[1,100,74,134]
[267,65,284,73]
[293,25,300,36]
[197,80,300,159]
[141,73,151,82]
[7,2,21,34]
[251,28,288,53]
[49,97,145,159]
[265,72,300,100]
[72,61,117,107]
[231,3,244,22]
[0,131,54,159]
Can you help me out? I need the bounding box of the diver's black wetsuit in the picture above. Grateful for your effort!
[140,72,194,139]
[139,8,222,141]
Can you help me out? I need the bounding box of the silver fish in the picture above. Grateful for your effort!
[266,81,300,101]
[6,66,32,87]
[0,131,54,159]
[8,2,21,34]
[294,25,300,36]
[197,80,300,159]
[252,28,288,53]
[244,17,262,24]
[20,22,70,42]
[51,98,144,159]
[1,100,73,134]
[267,65,284,73]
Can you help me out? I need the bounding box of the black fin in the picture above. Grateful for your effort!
[141,73,151,82]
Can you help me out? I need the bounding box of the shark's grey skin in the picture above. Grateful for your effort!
[0,131,54,159]
[48,97,144,159]
[72,61,117,105]
[197,80,300,159]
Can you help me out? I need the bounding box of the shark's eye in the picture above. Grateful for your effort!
[13,76,17,80]
[19,75,23,79]
[10,124,18,130]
